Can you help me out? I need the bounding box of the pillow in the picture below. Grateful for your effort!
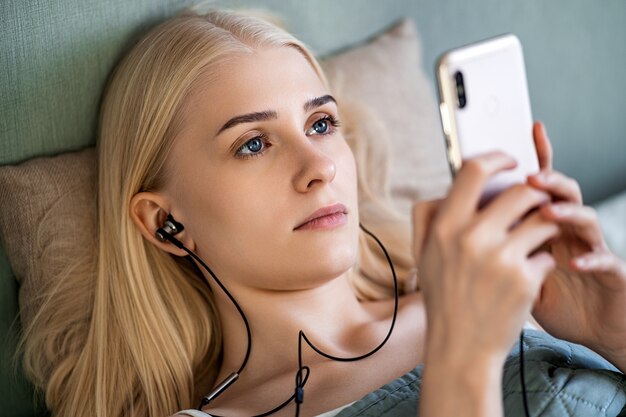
[0,18,445,338]
[0,148,97,327]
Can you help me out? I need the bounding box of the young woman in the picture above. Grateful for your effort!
[22,8,626,417]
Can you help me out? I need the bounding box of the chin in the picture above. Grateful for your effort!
[256,218,359,289]
[318,245,357,277]
[287,233,358,286]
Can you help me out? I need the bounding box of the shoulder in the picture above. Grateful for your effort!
[396,291,426,338]
[399,291,424,313]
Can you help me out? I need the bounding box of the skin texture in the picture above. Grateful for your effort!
[129,45,626,417]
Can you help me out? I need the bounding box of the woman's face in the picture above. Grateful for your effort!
[162,46,359,291]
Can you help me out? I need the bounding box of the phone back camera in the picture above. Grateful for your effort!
[455,71,467,108]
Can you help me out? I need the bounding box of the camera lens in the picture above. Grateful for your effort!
[454,71,467,108]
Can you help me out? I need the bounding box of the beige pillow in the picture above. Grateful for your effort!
[0,148,97,327]
[0,18,448,329]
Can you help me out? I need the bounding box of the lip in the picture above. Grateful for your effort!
[294,203,349,231]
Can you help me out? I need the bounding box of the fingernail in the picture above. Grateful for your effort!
[541,123,548,137]
[575,257,594,269]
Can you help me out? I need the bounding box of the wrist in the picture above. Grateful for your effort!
[424,327,510,371]
[421,350,505,417]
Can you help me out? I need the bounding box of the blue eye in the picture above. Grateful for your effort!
[312,119,329,134]
[245,138,263,152]
[235,136,267,158]
[306,115,340,136]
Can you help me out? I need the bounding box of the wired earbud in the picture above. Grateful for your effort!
[153,214,397,416]
[156,214,185,243]
[152,214,531,417]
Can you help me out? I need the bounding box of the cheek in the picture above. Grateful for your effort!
[175,167,283,269]
[337,140,359,202]
[184,175,269,236]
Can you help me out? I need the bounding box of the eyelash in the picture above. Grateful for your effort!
[234,115,341,160]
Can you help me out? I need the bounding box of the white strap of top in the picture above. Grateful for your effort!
[176,410,213,417]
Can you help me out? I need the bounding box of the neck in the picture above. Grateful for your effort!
[210,273,379,384]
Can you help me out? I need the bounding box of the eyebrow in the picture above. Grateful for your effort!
[303,94,337,113]
[217,110,278,135]
[216,94,337,135]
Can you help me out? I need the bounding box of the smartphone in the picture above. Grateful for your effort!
[435,34,539,204]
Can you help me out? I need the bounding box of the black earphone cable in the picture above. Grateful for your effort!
[159,218,532,416]
[298,223,399,364]
[291,223,399,416]
[159,221,398,416]
[520,330,530,417]
[159,233,252,406]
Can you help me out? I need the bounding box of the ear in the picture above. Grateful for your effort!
[129,192,196,257]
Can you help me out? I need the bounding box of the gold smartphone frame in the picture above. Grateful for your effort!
[435,68,463,176]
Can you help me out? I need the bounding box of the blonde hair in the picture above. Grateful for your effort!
[21,9,415,417]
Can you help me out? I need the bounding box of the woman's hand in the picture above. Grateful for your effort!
[415,152,559,363]
[415,152,560,417]
[527,122,626,372]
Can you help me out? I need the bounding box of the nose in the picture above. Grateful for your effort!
[292,140,337,193]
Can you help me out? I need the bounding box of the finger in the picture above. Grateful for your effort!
[533,121,553,171]
[528,170,583,204]
[540,203,605,249]
[572,252,626,277]
[508,211,561,256]
[476,184,551,232]
[440,152,517,225]
[412,199,442,259]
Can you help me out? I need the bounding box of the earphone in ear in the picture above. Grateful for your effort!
[155,214,184,243]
